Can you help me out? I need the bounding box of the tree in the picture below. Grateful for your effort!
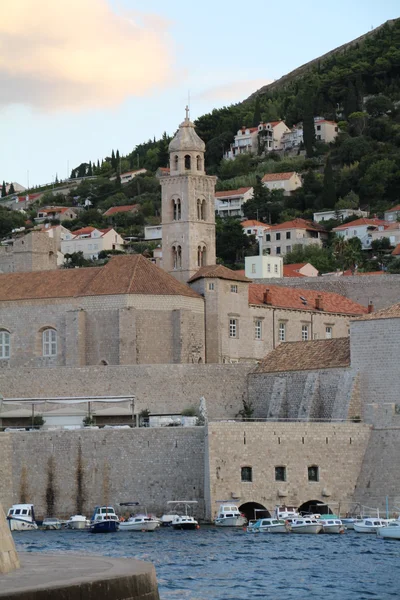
[1,181,6,197]
[242,176,271,221]
[9,183,15,195]
[365,94,394,118]
[335,190,359,209]
[252,96,261,127]
[333,236,362,272]
[284,244,336,274]
[88,161,93,176]
[348,112,368,136]
[344,81,359,118]
[111,150,116,170]
[322,155,336,209]
[216,217,254,265]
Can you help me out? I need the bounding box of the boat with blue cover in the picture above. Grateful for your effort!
[89,506,119,533]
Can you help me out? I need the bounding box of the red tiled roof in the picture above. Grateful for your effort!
[333,218,388,231]
[248,284,368,315]
[39,206,74,214]
[385,204,400,213]
[0,255,200,301]
[268,218,325,233]
[103,204,139,216]
[240,220,270,229]
[314,119,337,125]
[215,187,252,198]
[283,263,308,278]
[70,226,96,236]
[262,172,296,182]
[188,264,250,283]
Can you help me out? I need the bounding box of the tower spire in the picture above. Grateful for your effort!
[185,105,190,121]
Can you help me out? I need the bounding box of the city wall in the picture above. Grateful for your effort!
[256,275,400,310]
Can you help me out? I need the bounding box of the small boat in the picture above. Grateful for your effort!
[247,517,289,534]
[90,506,119,533]
[341,517,362,530]
[291,517,322,534]
[42,517,63,530]
[377,521,400,539]
[7,504,38,531]
[167,501,199,530]
[119,502,160,532]
[318,515,344,534]
[354,518,387,534]
[66,515,90,530]
[160,511,181,527]
[274,505,300,520]
[214,503,247,527]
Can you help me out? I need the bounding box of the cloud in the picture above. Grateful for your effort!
[0,0,175,110]
[196,79,273,104]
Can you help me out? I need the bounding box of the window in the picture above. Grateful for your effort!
[230,285,238,293]
[251,263,256,274]
[325,326,332,339]
[276,247,281,255]
[174,155,178,170]
[301,325,309,341]
[197,245,206,267]
[266,234,270,242]
[308,465,319,482]
[267,264,271,273]
[208,283,215,291]
[286,245,291,253]
[279,323,286,342]
[275,466,286,482]
[254,320,262,340]
[286,231,291,239]
[0,330,10,359]
[241,466,252,482]
[184,154,191,169]
[229,318,237,338]
[173,198,181,221]
[276,233,281,241]
[274,264,278,273]
[42,328,57,357]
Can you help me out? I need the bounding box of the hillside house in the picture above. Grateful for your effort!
[333,218,389,250]
[215,187,254,217]
[61,227,124,259]
[283,263,319,277]
[35,206,78,223]
[103,204,139,219]
[241,220,270,238]
[313,209,369,223]
[281,117,339,151]
[384,204,400,222]
[109,169,147,184]
[224,121,290,160]
[264,218,327,257]
[262,172,302,196]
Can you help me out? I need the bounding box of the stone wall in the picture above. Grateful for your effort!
[6,427,205,519]
[0,364,252,418]
[205,421,371,520]
[256,275,400,310]
[0,232,57,274]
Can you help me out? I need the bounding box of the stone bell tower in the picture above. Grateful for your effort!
[160,108,217,283]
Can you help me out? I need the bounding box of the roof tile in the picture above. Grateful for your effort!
[103,204,139,216]
[188,264,251,283]
[262,172,296,182]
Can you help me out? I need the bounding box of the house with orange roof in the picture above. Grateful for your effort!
[103,204,139,218]
[214,187,254,217]
[263,218,327,257]
[370,221,400,248]
[283,263,319,278]
[61,226,124,259]
[240,219,270,237]
[281,117,339,151]
[35,206,78,223]
[333,217,389,250]
[384,204,400,222]
[262,171,302,196]
[224,121,290,160]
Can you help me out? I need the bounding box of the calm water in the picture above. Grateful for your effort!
[13,527,400,600]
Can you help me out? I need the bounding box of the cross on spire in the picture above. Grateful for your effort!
[185,105,190,121]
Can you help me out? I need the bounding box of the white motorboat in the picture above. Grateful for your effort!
[66,515,90,530]
[318,516,344,534]
[165,501,199,530]
[247,517,289,534]
[274,505,300,520]
[377,521,400,539]
[7,504,38,531]
[90,506,120,533]
[354,518,387,533]
[214,503,247,527]
[160,512,181,527]
[42,517,63,530]
[119,514,160,532]
[291,517,322,534]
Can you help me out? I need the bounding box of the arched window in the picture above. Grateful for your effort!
[184,154,191,170]
[172,198,181,221]
[172,246,177,270]
[196,155,201,170]
[197,199,201,220]
[0,329,10,359]
[174,155,178,170]
[42,328,57,357]
[201,199,206,220]
[177,245,182,269]
[197,245,206,267]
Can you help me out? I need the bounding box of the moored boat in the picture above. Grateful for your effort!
[90,506,119,533]
[377,522,400,539]
[119,503,160,532]
[318,515,344,534]
[165,501,199,530]
[42,517,63,530]
[247,517,289,534]
[353,518,387,534]
[66,515,90,530]
[291,517,322,534]
[214,503,247,527]
[7,504,38,531]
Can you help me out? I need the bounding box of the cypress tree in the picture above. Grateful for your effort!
[9,182,15,194]
[1,181,6,197]
[344,81,358,118]
[111,149,116,170]
[253,96,262,127]
[302,105,315,158]
[88,161,93,176]
[322,155,336,209]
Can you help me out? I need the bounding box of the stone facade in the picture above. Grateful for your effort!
[0,231,57,273]
[0,503,19,574]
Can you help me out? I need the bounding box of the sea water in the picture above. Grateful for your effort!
[13,527,400,599]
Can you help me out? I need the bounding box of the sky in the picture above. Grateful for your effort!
[0,0,399,187]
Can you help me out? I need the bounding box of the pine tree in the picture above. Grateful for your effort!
[302,105,315,158]
[88,161,93,176]
[55,173,59,184]
[1,181,6,197]
[97,159,100,171]
[253,96,261,127]
[322,155,336,209]
[111,149,116,170]
[116,150,120,173]
[9,182,15,194]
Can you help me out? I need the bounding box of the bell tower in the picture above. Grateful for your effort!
[160,108,217,283]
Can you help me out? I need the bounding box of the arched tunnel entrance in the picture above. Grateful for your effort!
[239,502,270,522]
[298,499,333,516]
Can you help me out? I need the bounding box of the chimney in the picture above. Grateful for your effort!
[263,288,272,305]
[315,294,324,311]
[368,300,374,314]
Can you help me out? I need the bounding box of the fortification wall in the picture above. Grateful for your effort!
[255,275,400,310]
[0,364,252,418]
[7,427,204,519]
[205,421,371,520]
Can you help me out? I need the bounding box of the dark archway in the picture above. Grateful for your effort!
[239,502,270,521]
[298,499,333,516]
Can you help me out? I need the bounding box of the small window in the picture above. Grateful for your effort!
[208,283,215,291]
[276,233,281,241]
[43,328,57,357]
[274,264,278,273]
[325,326,332,339]
[251,263,256,274]
[0,330,10,359]
[279,323,286,342]
[308,465,319,482]
[286,246,291,253]
[230,285,238,293]
[267,264,271,273]
[229,318,237,338]
[317,125,321,131]
[276,247,281,255]
[241,466,252,482]
[254,320,262,340]
[286,231,291,239]
[301,325,309,341]
[266,234,271,242]
[275,466,286,482]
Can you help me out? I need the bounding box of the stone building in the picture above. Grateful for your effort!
[0,231,57,273]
